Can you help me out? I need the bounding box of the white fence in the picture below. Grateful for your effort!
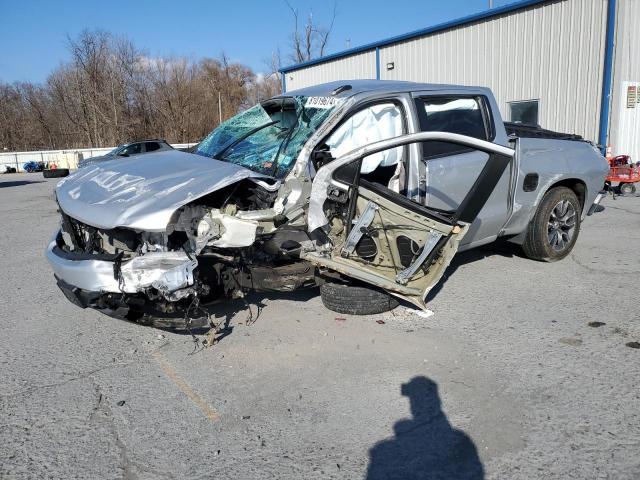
[0,143,198,173]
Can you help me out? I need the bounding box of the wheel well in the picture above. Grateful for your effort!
[547,179,587,210]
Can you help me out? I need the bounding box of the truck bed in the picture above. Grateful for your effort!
[504,122,584,142]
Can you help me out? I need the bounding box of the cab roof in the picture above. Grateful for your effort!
[283,80,490,99]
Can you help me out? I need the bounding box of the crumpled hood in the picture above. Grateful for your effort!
[56,150,265,231]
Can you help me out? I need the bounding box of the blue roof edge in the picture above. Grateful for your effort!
[279,0,551,73]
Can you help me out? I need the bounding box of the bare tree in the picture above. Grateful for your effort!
[286,1,337,63]
[0,29,287,152]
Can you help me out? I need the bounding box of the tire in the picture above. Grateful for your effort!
[320,281,399,315]
[43,168,69,178]
[619,183,636,196]
[522,186,581,262]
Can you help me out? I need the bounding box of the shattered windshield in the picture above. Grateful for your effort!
[195,96,340,178]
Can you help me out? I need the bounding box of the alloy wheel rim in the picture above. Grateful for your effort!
[547,200,576,251]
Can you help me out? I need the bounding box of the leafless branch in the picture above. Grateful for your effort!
[0,29,279,151]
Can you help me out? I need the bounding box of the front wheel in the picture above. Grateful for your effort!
[320,281,399,315]
[522,187,581,262]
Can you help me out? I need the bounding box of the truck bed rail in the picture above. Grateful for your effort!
[505,122,584,141]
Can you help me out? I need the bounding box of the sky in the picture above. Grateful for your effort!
[0,0,520,84]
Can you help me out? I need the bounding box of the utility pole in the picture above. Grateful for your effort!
[489,0,494,7]
[218,91,222,125]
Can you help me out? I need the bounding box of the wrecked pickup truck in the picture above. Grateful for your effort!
[46,80,608,327]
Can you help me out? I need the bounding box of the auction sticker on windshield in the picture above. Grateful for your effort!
[305,96,342,109]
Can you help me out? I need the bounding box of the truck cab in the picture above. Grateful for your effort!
[304,82,513,250]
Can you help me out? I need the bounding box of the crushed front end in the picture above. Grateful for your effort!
[46,93,349,328]
[47,177,318,329]
[47,211,208,328]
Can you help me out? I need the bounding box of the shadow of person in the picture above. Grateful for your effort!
[366,376,484,480]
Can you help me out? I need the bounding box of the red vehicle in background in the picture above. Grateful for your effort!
[606,155,640,196]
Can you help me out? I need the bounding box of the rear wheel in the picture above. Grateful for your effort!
[320,281,399,315]
[522,186,581,262]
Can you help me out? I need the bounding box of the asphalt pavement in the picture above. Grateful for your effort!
[1,173,639,479]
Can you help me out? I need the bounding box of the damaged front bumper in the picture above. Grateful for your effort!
[46,233,197,294]
[46,231,206,328]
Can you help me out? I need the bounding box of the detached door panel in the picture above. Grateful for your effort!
[309,179,467,309]
[305,133,514,310]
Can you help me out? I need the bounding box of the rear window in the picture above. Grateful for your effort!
[416,97,490,159]
[509,100,539,125]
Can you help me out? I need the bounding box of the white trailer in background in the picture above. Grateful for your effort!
[0,143,197,173]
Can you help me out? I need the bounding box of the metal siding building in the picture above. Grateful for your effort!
[280,0,639,158]
[285,50,377,88]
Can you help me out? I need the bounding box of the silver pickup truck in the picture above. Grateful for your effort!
[46,80,608,327]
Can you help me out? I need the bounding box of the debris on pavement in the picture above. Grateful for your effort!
[376,320,385,325]
[117,400,126,406]
[405,307,435,319]
[588,321,606,327]
[335,317,346,322]
[625,341,640,349]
